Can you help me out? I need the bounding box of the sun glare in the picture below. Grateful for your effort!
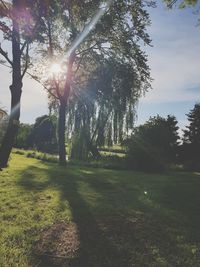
[50,63,62,75]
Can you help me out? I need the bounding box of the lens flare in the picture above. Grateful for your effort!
[66,0,113,58]
[10,103,20,119]
[50,63,62,75]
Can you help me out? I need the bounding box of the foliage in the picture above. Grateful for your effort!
[14,123,33,149]
[124,136,166,172]
[67,55,151,160]
[31,0,153,163]
[0,107,8,144]
[30,115,58,153]
[181,103,200,170]
[183,103,200,145]
[14,148,58,163]
[124,115,180,171]
[164,0,199,8]
[14,115,58,153]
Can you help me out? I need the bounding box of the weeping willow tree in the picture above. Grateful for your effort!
[33,0,154,164]
[65,55,151,160]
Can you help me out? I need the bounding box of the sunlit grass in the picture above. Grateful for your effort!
[0,154,200,266]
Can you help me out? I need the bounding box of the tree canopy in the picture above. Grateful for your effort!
[124,115,180,171]
[0,0,153,165]
[31,0,153,161]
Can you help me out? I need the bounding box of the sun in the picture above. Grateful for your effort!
[50,63,62,75]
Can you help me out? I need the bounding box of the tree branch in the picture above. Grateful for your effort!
[53,79,62,100]
[27,71,59,100]
[76,42,99,56]
[167,0,178,8]
[74,54,85,76]
[20,41,27,55]
[0,60,12,69]
[21,43,29,78]
[0,44,13,66]
[0,0,10,16]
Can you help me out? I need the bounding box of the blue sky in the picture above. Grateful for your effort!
[137,2,200,131]
[0,1,200,132]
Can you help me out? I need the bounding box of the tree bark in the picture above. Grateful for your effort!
[58,99,67,166]
[0,0,22,168]
[57,52,75,166]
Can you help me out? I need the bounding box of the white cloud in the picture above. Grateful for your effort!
[141,4,200,104]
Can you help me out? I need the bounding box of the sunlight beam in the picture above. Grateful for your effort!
[66,0,113,58]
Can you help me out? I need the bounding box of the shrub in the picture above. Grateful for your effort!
[124,137,166,172]
[13,149,58,164]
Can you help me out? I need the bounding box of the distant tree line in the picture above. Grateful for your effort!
[124,103,200,171]
[12,103,200,172]
[14,115,58,154]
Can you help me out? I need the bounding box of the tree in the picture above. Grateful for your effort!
[30,115,57,153]
[184,104,200,144]
[124,115,180,171]
[0,0,38,168]
[14,123,33,149]
[182,103,200,166]
[0,0,60,167]
[136,115,179,161]
[33,0,153,164]
[67,57,149,160]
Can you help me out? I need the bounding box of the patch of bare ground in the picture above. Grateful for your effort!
[33,215,184,267]
[34,221,80,267]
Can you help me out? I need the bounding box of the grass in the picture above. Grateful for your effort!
[1,154,200,266]
[13,148,58,163]
[13,148,126,169]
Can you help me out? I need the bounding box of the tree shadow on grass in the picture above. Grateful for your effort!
[19,165,140,267]
[18,164,200,267]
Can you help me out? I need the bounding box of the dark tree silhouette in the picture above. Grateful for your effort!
[182,103,200,166]
[124,115,180,171]
[0,0,35,168]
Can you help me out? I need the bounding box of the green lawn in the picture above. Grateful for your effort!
[1,154,200,266]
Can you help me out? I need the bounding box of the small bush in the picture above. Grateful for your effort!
[124,138,166,172]
[13,149,58,164]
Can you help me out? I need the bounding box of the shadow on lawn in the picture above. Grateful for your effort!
[18,164,200,267]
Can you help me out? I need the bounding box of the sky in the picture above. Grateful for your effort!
[137,2,200,131]
[0,1,200,133]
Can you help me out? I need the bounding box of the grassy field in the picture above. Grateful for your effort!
[0,154,200,266]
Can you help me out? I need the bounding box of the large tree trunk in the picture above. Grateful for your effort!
[57,52,75,166]
[58,99,67,166]
[0,1,22,168]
